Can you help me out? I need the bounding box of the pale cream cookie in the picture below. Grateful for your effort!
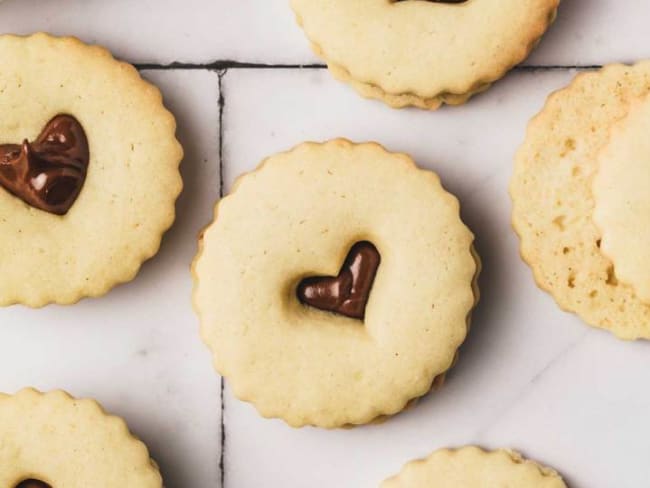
[511,62,650,340]
[0,388,162,488]
[593,94,650,304]
[193,139,479,428]
[381,446,566,488]
[291,0,559,109]
[0,33,183,307]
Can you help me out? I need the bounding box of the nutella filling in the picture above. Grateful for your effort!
[297,241,380,320]
[0,114,89,215]
[394,1,467,3]
[15,480,52,488]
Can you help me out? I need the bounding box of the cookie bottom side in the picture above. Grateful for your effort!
[511,62,650,340]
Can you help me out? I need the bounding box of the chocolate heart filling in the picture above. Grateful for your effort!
[297,241,380,320]
[394,1,467,3]
[0,114,89,215]
[15,480,52,488]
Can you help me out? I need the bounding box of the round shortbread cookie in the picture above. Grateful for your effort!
[193,139,479,428]
[381,446,566,488]
[0,389,162,488]
[291,0,559,109]
[323,50,489,111]
[511,62,650,340]
[0,33,183,307]
[593,94,650,304]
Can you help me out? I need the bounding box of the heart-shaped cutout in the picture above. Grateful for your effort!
[394,1,467,3]
[15,480,52,488]
[0,114,89,215]
[297,241,380,320]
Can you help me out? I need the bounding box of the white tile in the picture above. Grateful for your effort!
[220,67,635,488]
[8,0,650,68]
[0,69,222,488]
[477,333,650,488]
[0,0,315,65]
[527,0,650,66]
[213,0,316,65]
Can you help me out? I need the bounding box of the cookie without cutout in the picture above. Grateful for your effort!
[511,63,650,340]
[593,94,650,305]
[291,0,559,109]
[0,389,162,488]
[0,33,183,307]
[193,140,479,428]
[381,446,566,488]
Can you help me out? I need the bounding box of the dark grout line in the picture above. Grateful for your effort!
[218,70,226,203]
[217,69,227,488]
[136,60,327,71]
[136,61,604,72]
[516,64,603,71]
[219,377,226,488]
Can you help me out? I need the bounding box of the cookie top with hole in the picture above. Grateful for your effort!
[381,446,567,487]
[0,33,183,307]
[0,389,162,487]
[290,0,559,109]
[511,62,650,340]
[593,94,650,305]
[192,139,479,428]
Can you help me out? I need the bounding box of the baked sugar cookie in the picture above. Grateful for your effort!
[290,0,559,109]
[381,446,566,487]
[593,95,650,304]
[0,389,162,488]
[511,63,650,340]
[193,139,479,428]
[0,33,183,307]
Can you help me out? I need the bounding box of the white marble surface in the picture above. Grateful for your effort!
[2,1,650,488]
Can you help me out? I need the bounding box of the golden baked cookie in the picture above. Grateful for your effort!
[0,33,183,307]
[193,139,479,428]
[593,94,650,305]
[511,62,650,340]
[381,446,566,488]
[290,0,559,109]
[0,389,162,488]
